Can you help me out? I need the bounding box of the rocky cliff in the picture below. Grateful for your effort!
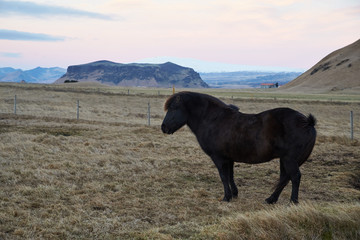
[55,60,209,88]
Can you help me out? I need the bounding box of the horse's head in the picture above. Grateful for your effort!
[161,94,188,134]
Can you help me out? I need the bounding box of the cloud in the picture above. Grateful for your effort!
[0,0,114,20]
[0,52,22,58]
[0,29,65,41]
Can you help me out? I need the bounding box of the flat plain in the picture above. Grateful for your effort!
[0,83,359,239]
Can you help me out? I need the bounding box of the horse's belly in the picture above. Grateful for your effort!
[233,153,274,164]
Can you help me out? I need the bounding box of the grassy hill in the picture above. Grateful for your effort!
[282,39,360,93]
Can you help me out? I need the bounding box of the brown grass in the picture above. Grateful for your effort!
[197,202,360,240]
[0,83,359,239]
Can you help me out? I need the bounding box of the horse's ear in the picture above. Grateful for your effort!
[176,95,181,103]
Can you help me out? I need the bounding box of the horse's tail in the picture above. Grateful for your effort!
[272,114,317,191]
[307,114,317,128]
[298,114,317,167]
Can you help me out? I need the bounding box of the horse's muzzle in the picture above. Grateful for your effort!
[161,123,172,134]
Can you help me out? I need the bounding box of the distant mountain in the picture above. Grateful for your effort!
[0,67,20,76]
[200,71,302,88]
[55,60,209,88]
[1,57,307,88]
[0,67,66,83]
[282,39,360,93]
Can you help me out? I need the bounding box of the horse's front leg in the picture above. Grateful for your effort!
[213,157,232,202]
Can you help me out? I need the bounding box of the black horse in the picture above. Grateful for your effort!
[161,91,316,203]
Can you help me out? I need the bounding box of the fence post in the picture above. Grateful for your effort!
[147,102,150,126]
[14,95,17,114]
[350,111,354,140]
[77,100,80,120]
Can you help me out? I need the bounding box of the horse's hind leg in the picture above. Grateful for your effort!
[283,157,302,204]
[229,161,238,198]
[266,159,290,204]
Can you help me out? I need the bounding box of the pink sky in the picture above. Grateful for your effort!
[0,0,359,71]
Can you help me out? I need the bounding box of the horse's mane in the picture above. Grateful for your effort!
[164,92,191,111]
[164,91,236,111]
[164,92,181,111]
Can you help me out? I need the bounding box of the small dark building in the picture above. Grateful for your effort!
[261,83,278,89]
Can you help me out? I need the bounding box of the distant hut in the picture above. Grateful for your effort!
[20,80,27,84]
[260,83,278,89]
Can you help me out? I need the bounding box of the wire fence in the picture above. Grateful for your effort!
[1,93,166,127]
[1,90,359,140]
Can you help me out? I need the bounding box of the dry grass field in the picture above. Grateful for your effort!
[0,83,359,239]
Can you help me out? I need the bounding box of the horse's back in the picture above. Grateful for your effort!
[261,108,316,158]
[231,107,316,163]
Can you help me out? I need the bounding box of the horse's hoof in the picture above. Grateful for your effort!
[265,197,277,204]
[221,196,232,202]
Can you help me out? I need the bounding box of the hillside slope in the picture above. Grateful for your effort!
[55,60,208,88]
[281,39,360,93]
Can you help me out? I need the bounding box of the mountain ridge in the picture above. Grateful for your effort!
[55,60,209,88]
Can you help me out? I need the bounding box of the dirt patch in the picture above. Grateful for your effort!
[311,61,332,75]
